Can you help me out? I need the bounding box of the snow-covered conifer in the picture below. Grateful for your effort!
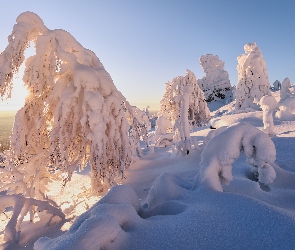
[197,54,232,103]
[0,12,137,196]
[235,43,271,111]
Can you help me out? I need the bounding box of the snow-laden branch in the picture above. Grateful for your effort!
[197,123,276,192]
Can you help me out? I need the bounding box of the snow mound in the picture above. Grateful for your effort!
[34,185,141,250]
[143,173,192,216]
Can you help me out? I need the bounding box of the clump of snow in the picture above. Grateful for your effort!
[197,54,232,103]
[235,42,271,111]
[260,95,277,136]
[196,123,276,191]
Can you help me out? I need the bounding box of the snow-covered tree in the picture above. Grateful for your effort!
[272,80,281,91]
[235,42,271,111]
[260,95,277,136]
[128,106,151,148]
[197,54,232,103]
[280,77,293,102]
[197,123,276,192]
[160,70,210,127]
[159,70,210,153]
[149,115,174,148]
[0,12,137,197]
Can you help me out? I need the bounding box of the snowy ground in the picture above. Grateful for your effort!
[2,107,295,249]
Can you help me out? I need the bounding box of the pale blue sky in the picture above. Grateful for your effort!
[0,0,294,110]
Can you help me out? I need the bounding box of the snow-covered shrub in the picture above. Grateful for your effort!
[272,80,281,91]
[197,123,276,192]
[0,195,64,244]
[149,115,174,148]
[260,95,277,136]
[197,54,232,103]
[280,77,293,103]
[235,42,271,111]
[0,12,137,196]
[159,70,210,153]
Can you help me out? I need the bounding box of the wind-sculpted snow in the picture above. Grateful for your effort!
[197,123,276,191]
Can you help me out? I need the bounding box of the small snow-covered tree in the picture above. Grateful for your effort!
[280,77,293,102]
[197,54,232,103]
[197,123,276,192]
[0,12,137,197]
[149,115,174,148]
[160,70,210,127]
[128,106,151,148]
[260,95,277,136]
[159,70,210,153]
[235,42,271,111]
[272,80,281,91]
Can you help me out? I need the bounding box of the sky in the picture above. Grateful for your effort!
[0,0,294,111]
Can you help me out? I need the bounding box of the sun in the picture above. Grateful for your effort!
[0,79,29,111]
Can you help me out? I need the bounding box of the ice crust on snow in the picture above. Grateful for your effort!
[197,54,232,103]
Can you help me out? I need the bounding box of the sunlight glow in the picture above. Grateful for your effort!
[0,79,29,111]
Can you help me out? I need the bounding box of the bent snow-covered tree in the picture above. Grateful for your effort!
[197,54,232,103]
[197,123,276,192]
[159,70,210,153]
[235,42,271,111]
[0,12,137,196]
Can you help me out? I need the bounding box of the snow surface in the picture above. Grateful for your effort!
[2,91,294,249]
